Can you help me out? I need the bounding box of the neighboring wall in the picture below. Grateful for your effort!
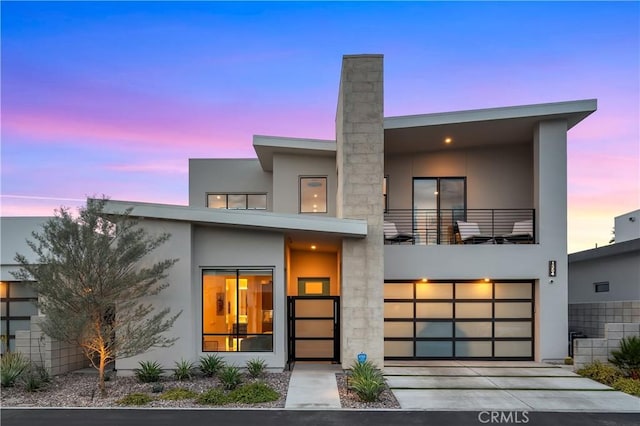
[385,143,533,210]
[188,159,273,209]
[272,153,337,216]
[1,217,50,280]
[568,239,640,337]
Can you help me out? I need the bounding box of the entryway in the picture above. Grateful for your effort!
[287,296,340,363]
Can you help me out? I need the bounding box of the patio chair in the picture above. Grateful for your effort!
[456,220,494,244]
[502,219,534,244]
[384,221,414,244]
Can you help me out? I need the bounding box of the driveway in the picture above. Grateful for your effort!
[384,361,640,412]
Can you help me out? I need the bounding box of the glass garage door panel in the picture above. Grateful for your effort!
[416,341,452,357]
[385,302,414,318]
[416,303,452,318]
[416,283,453,299]
[455,341,492,357]
[495,302,531,318]
[416,322,453,338]
[495,341,532,357]
[455,322,492,338]
[384,283,414,299]
[385,341,414,357]
[384,322,413,338]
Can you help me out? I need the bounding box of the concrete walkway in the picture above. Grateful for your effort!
[384,361,640,412]
[284,363,342,409]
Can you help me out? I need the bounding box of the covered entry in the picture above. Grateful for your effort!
[384,280,534,360]
[288,296,340,362]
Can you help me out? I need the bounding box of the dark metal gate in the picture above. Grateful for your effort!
[287,296,340,363]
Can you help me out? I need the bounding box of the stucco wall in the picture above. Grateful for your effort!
[1,217,51,280]
[288,250,340,296]
[188,159,273,209]
[385,143,533,210]
[569,250,640,303]
[272,153,337,216]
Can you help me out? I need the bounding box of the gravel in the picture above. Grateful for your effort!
[2,370,401,409]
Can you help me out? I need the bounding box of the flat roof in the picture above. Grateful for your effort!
[384,99,597,154]
[569,238,640,263]
[103,200,367,238]
[253,135,336,171]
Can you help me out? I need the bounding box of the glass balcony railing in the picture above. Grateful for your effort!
[383,209,535,245]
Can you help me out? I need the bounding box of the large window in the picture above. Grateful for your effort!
[1,281,38,354]
[300,177,327,213]
[202,269,273,352]
[207,194,267,210]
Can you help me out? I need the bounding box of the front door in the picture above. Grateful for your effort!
[288,296,340,363]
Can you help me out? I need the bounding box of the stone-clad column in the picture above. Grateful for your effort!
[336,55,385,366]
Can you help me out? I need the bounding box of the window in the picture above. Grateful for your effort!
[207,194,267,210]
[300,177,327,213]
[1,281,38,354]
[202,269,273,352]
[594,282,610,293]
[413,177,466,244]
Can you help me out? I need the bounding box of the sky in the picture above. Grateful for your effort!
[1,1,638,254]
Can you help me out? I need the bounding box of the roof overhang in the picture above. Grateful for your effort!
[102,200,366,238]
[384,99,597,154]
[569,238,640,263]
[253,135,336,171]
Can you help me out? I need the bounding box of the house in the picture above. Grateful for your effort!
[2,55,598,372]
[568,209,640,338]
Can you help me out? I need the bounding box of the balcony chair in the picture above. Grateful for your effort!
[384,221,414,244]
[456,220,494,244]
[502,219,534,244]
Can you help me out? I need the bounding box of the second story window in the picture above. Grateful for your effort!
[207,194,267,210]
[300,177,327,213]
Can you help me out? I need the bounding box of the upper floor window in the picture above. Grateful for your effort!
[300,177,327,213]
[207,194,267,210]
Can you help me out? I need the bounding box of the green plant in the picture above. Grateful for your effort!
[1,352,30,387]
[174,359,195,381]
[576,360,622,386]
[218,365,242,390]
[348,359,386,402]
[564,356,573,365]
[612,377,640,396]
[246,358,267,378]
[609,336,640,379]
[349,360,384,382]
[350,376,386,402]
[196,388,229,405]
[229,382,279,403]
[117,392,153,406]
[160,387,198,400]
[151,383,165,393]
[134,360,164,383]
[21,364,50,392]
[199,354,226,377]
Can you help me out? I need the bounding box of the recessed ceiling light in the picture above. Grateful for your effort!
[314,194,318,198]
[421,278,428,283]
[216,195,221,200]
[445,137,452,144]
[311,245,317,250]
[484,278,490,282]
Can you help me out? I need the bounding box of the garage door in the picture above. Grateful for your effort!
[384,281,534,360]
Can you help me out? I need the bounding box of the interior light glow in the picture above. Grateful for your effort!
[445,137,452,144]
[311,245,317,250]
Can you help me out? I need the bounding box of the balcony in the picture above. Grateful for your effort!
[383,209,535,245]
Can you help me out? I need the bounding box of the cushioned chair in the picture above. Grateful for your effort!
[383,221,414,244]
[456,220,494,244]
[503,219,534,244]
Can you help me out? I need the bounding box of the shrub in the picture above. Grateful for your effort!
[151,383,165,393]
[564,357,573,365]
[219,365,242,390]
[576,360,622,386]
[117,393,153,406]
[348,359,386,402]
[612,377,640,396]
[1,352,30,387]
[174,359,196,381]
[134,360,163,383]
[196,388,229,405]
[246,358,267,378]
[229,382,279,403]
[350,376,386,402]
[21,364,50,392]
[160,387,198,400]
[199,354,226,378]
[609,336,640,379]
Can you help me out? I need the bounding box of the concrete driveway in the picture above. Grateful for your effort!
[384,361,640,412]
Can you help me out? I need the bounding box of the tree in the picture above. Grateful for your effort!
[12,198,181,395]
